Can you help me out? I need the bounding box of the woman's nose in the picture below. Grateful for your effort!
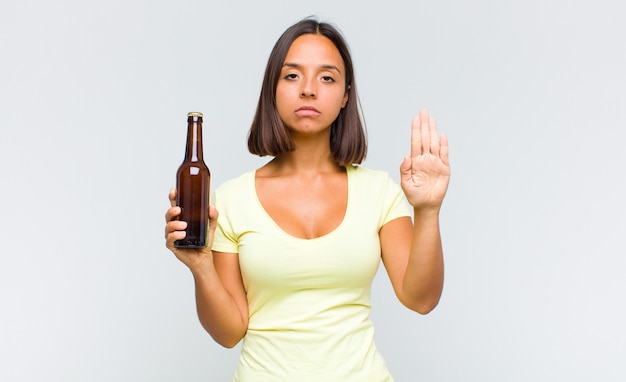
[300,78,316,98]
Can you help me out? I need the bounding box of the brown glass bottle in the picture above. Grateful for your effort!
[175,112,211,248]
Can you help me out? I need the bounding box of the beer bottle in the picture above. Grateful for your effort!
[175,112,211,248]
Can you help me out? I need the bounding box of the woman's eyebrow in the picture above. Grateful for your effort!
[321,64,342,74]
[282,62,342,74]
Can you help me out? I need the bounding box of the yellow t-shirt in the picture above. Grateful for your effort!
[212,165,411,382]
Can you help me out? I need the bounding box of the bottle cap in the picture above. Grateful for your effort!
[187,112,204,118]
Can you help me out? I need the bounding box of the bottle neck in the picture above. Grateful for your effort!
[185,115,203,161]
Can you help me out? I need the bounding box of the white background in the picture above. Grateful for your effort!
[1,0,625,380]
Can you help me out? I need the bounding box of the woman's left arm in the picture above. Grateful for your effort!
[380,109,450,314]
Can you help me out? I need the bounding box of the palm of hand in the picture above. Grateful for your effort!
[400,110,450,209]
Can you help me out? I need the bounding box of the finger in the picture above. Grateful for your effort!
[165,220,187,238]
[410,115,422,157]
[206,205,219,248]
[399,155,411,172]
[169,188,177,207]
[165,206,182,222]
[165,221,187,248]
[440,132,449,166]
[429,116,439,155]
[420,109,431,155]
[165,229,187,248]
[208,204,219,221]
[208,205,218,232]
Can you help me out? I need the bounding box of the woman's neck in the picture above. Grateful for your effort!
[262,147,342,179]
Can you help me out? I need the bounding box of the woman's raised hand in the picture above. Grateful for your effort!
[400,109,450,210]
[164,188,218,270]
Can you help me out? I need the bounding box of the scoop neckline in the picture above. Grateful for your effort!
[251,165,355,242]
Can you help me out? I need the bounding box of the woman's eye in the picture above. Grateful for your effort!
[321,76,335,82]
[284,73,298,80]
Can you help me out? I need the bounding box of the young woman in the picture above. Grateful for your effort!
[165,17,450,381]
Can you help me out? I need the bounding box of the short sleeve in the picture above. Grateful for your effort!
[211,180,241,254]
[381,174,412,226]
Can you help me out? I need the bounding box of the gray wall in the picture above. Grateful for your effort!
[1,0,625,380]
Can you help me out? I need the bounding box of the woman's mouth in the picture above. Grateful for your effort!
[295,106,320,117]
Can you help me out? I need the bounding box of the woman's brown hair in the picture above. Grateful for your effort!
[247,17,367,166]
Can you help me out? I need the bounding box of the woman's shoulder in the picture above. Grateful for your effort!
[348,165,405,198]
[348,164,395,183]
[214,170,255,195]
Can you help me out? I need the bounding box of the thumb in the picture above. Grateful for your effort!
[208,204,219,231]
[399,155,411,177]
[206,204,219,249]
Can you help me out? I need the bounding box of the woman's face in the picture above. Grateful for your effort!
[275,34,349,137]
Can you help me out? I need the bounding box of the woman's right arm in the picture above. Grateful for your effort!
[164,188,249,348]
